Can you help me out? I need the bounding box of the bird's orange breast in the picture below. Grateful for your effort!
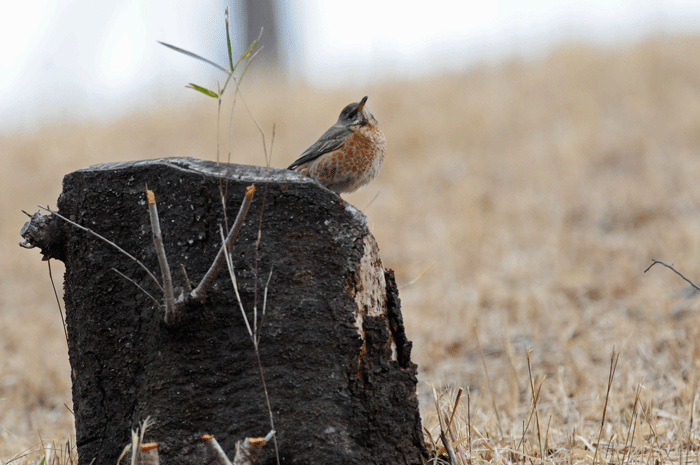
[301,124,385,194]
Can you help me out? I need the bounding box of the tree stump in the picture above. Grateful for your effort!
[22,158,426,465]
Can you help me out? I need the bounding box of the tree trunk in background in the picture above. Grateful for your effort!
[27,158,426,465]
[244,0,280,70]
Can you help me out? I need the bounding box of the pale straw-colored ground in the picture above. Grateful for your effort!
[3,35,700,464]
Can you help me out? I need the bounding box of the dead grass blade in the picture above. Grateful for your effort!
[593,346,620,465]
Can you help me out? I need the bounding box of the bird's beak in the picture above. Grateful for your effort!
[358,96,368,112]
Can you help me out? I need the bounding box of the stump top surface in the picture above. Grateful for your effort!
[72,156,368,225]
[77,157,301,184]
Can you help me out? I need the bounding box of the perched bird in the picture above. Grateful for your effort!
[288,96,386,194]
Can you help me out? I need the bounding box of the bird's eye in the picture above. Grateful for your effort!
[347,110,357,120]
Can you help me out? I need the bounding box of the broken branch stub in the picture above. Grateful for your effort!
[20,157,426,465]
[146,189,176,322]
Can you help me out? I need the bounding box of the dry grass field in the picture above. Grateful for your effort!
[4,35,700,464]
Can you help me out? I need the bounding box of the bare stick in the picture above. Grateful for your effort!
[180,264,192,292]
[526,349,544,461]
[138,417,154,447]
[683,395,696,465]
[594,346,620,465]
[47,261,69,349]
[440,428,459,465]
[445,389,469,465]
[191,185,255,302]
[220,225,254,340]
[622,384,642,465]
[128,417,153,465]
[253,350,280,465]
[544,415,552,461]
[235,62,269,161]
[431,386,448,459]
[219,224,281,465]
[202,435,232,465]
[258,270,275,336]
[255,266,274,338]
[267,125,276,171]
[220,38,264,218]
[432,387,459,465]
[398,264,434,290]
[238,96,275,324]
[363,190,381,210]
[39,205,164,293]
[146,189,176,323]
[516,381,538,452]
[117,444,131,465]
[222,54,280,465]
[251,125,275,322]
[227,27,263,123]
[445,388,463,433]
[233,430,275,465]
[638,400,660,465]
[262,267,273,317]
[112,268,161,309]
[216,75,228,229]
[644,258,700,292]
[467,387,472,462]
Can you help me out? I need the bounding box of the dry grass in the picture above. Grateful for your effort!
[4,35,700,463]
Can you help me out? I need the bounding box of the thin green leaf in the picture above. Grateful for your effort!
[186,83,219,98]
[240,38,258,61]
[158,41,229,74]
[220,34,260,95]
[225,8,234,72]
[221,45,260,98]
[232,28,261,71]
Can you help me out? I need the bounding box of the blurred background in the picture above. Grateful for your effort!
[4,0,700,129]
[4,1,700,462]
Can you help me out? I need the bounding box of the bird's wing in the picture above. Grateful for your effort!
[287,124,353,170]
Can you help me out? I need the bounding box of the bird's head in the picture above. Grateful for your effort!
[337,96,377,127]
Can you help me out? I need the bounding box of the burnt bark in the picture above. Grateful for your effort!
[27,158,426,465]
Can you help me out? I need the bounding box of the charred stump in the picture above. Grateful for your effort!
[20,158,426,465]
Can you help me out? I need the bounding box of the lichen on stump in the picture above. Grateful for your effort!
[25,157,426,465]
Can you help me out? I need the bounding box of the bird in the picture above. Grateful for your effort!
[287,96,386,194]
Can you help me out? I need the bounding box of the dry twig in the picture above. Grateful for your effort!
[191,184,255,302]
[594,346,620,465]
[39,205,164,293]
[526,349,544,460]
[146,189,176,323]
[47,260,69,349]
[644,258,700,292]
